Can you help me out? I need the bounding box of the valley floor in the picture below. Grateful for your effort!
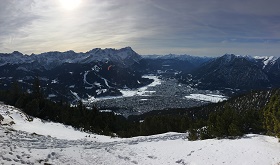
[1,104,280,165]
[92,77,226,117]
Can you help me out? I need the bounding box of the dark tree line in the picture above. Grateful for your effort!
[0,77,279,140]
[0,78,135,136]
[263,91,280,139]
[187,91,280,141]
[187,104,264,140]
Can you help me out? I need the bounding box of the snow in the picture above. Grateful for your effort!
[99,110,121,115]
[0,103,113,142]
[0,103,280,164]
[0,47,140,70]
[86,75,162,102]
[92,65,100,72]
[120,75,161,97]
[99,109,113,113]
[185,94,227,103]
[51,79,58,84]
[94,82,102,87]
[102,78,112,88]
[83,70,95,86]
[70,90,81,101]
[69,85,75,88]
[83,71,90,85]
[48,94,56,98]
[96,89,108,95]
[263,56,277,67]
[86,95,122,102]
[254,56,278,69]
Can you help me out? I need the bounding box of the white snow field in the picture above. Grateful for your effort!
[86,75,162,102]
[185,94,227,103]
[120,75,161,97]
[1,103,280,165]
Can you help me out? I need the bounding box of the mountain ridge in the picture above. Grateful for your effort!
[1,48,279,71]
[184,53,280,91]
[0,47,152,103]
[1,47,280,103]
[0,47,140,70]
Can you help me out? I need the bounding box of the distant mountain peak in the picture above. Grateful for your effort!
[122,46,133,50]
[0,47,141,69]
[12,51,23,55]
[88,46,134,52]
[222,53,253,59]
[221,53,235,61]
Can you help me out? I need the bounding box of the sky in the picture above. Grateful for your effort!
[0,0,280,56]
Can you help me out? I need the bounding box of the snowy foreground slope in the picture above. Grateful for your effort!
[1,104,280,165]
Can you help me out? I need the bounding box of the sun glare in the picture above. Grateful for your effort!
[59,0,82,10]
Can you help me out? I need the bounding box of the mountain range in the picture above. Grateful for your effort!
[180,54,280,92]
[1,47,280,164]
[0,47,280,103]
[0,47,152,103]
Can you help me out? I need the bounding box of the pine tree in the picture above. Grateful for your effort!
[24,99,40,117]
[263,91,280,139]
[188,127,199,141]
[7,81,22,105]
[228,123,242,137]
[32,76,43,100]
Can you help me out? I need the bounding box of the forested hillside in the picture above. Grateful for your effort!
[0,78,279,140]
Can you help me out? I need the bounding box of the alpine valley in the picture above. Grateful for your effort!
[1,47,280,116]
[1,47,280,165]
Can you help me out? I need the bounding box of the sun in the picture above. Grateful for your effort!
[59,0,82,10]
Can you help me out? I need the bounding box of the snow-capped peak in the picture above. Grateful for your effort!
[254,56,278,69]
[0,47,141,69]
[220,54,279,68]
[222,53,254,60]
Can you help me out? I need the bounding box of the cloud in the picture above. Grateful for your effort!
[0,0,280,56]
[0,0,38,48]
